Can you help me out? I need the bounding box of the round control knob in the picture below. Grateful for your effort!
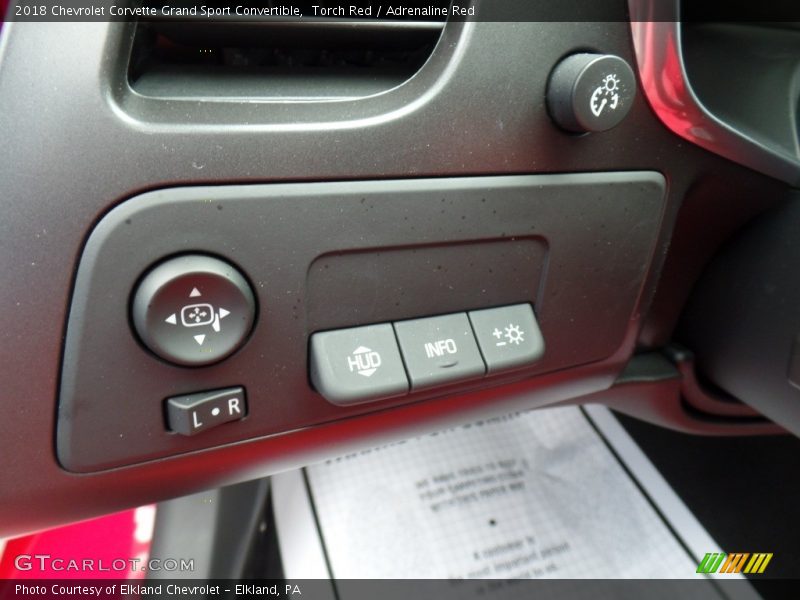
[546,53,637,133]
[132,255,256,367]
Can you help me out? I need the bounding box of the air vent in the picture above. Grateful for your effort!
[128,3,446,100]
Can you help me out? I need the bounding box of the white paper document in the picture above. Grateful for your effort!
[305,406,698,579]
[274,405,760,599]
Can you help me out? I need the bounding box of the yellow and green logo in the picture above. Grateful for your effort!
[697,552,773,574]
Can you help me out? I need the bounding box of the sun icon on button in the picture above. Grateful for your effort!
[603,73,620,93]
[504,324,525,345]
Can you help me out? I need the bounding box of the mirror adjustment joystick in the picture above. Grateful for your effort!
[131,255,256,367]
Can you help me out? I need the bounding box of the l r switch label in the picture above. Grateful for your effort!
[166,387,247,436]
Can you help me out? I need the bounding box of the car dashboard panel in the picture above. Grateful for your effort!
[2,0,800,536]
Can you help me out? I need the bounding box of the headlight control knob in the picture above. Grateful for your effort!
[546,53,637,133]
[132,255,256,367]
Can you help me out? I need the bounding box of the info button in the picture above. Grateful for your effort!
[394,313,485,390]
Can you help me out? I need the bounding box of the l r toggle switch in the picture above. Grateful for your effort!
[166,387,247,436]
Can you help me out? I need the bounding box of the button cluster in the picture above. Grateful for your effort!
[310,304,545,406]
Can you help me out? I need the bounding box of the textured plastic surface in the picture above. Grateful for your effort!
[149,479,269,579]
[789,337,800,391]
[58,173,666,472]
[629,0,800,186]
[677,196,800,437]
[682,24,800,165]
